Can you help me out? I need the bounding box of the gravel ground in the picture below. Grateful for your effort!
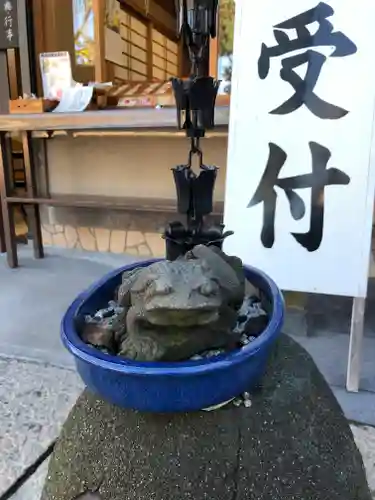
[0,356,374,499]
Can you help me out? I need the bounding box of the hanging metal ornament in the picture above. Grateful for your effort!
[174,0,218,41]
[163,0,233,261]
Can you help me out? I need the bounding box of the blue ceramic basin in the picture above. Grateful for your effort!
[61,259,284,412]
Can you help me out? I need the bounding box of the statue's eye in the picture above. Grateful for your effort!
[141,279,155,295]
[132,278,153,294]
[200,259,211,272]
[199,281,217,297]
[154,282,173,295]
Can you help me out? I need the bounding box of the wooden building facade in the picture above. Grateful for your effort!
[0,0,234,260]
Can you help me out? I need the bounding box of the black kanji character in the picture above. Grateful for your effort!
[248,142,350,251]
[258,2,357,119]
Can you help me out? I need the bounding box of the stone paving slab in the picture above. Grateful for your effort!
[351,424,375,497]
[10,459,49,500]
[0,357,83,498]
[293,333,375,393]
[333,387,375,427]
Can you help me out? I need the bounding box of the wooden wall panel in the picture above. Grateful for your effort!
[108,8,149,83]
[151,27,178,79]
[119,0,176,38]
[32,0,94,90]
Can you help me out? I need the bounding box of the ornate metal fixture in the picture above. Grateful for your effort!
[164,0,233,260]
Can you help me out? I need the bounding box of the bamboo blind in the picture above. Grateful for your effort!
[112,10,148,82]
[152,29,178,80]
[106,8,179,84]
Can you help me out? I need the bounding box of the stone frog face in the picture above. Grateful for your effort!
[130,260,222,327]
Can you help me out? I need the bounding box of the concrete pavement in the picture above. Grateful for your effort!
[0,246,138,367]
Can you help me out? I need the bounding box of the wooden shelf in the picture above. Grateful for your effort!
[0,106,230,133]
[6,193,224,215]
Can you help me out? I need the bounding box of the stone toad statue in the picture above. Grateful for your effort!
[130,259,222,327]
[117,245,245,361]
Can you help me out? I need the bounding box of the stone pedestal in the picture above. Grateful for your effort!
[42,336,371,500]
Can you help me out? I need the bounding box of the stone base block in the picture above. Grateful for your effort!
[42,336,371,500]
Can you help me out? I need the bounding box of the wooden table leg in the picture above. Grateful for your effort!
[0,136,5,253]
[0,133,18,267]
[0,190,5,253]
[22,131,44,259]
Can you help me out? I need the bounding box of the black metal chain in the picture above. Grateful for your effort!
[188,137,203,168]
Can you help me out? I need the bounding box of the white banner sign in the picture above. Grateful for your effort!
[224,0,375,297]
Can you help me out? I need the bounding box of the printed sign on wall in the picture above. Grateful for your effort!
[0,0,18,49]
[224,0,375,297]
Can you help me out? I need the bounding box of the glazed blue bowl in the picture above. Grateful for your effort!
[61,259,284,412]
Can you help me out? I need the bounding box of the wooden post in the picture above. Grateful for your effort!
[147,20,153,80]
[346,297,366,392]
[6,49,20,99]
[31,0,45,96]
[17,0,31,95]
[93,0,107,82]
[209,37,219,78]
[0,131,5,253]
[0,190,4,253]
[22,131,44,259]
[0,133,18,267]
[0,42,10,254]
[0,51,9,114]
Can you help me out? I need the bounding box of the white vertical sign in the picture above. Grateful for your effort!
[224,0,375,297]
